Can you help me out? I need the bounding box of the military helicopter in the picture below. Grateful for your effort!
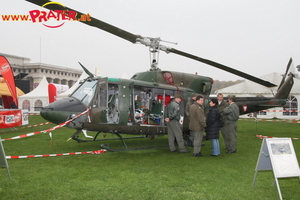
[25,0,294,148]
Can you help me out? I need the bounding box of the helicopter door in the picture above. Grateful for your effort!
[128,82,135,125]
[90,78,108,124]
[90,78,120,124]
[106,83,119,123]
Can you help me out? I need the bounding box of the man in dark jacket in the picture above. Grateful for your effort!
[164,94,190,153]
[223,96,239,153]
[189,95,206,157]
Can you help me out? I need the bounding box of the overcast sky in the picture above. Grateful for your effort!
[1,0,300,82]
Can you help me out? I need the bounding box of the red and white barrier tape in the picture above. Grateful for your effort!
[6,149,107,159]
[288,120,300,124]
[42,108,90,133]
[257,119,288,122]
[239,118,300,122]
[20,122,52,129]
[2,109,90,141]
[256,135,300,140]
[260,110,299,113]
[239,118,288,122]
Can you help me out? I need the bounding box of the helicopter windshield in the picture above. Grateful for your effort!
[71,79,97,106]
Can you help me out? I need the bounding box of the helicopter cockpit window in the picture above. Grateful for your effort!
[92,81,107,108]
[71,79,97,106]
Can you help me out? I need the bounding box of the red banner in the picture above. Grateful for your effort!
[0,56,18,107]
[48,83,56,103]
[0,110,22,129]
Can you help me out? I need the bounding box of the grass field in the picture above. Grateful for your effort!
[0,116,300,200]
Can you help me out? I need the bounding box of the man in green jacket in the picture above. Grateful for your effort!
[189,95,206,157]
[164,94,190,153]
[223,96,239,153]
[185,93,197,145]
[185,93,197,118]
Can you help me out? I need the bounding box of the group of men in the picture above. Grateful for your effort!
[164,93,239,156]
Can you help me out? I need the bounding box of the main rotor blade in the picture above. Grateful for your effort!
[168,48,277,87]
[278,57,293,90]
[25,0,141,43]
[25,0,277,88]
[78,62,94,78]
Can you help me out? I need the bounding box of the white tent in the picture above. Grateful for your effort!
[18,76,49,113]
[216,73,281,97]
[216,72,300,119]
[17,72,87,113]
[56,71,88,100]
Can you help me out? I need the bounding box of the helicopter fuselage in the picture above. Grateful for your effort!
[41,70,213,135]
[40,70,290,137]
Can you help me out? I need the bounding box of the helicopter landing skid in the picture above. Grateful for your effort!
[71,132,168,151]
[71,134,146,143]
[99,133,168,151]
[100,143,169,152]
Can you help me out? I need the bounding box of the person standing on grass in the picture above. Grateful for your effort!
[189,95,206,157]
[185,93,197,118]
[164,94,190,153]
[185,93,197,146]
[223,96,239,153]
[217,93,229,150]
[205,99,221,156]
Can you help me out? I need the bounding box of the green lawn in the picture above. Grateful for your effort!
[0,116,300,200]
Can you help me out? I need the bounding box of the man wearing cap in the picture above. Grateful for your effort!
[164,94,190,153]
[223,96,239,153]
[189,95,206,157]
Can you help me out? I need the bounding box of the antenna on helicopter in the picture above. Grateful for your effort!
[137,37,177,71]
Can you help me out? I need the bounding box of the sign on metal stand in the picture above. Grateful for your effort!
[0,137,11,180]
[253,138,300,200]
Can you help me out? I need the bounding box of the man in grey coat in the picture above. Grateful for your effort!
[164,94,190,153]
[189,95,206,157]
[185,93,197,145]
[223,96,239,153]
[217,93,229,150]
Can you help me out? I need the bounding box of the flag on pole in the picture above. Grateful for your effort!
[0,56,18,107]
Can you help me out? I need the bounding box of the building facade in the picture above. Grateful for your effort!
[1,53,82,92]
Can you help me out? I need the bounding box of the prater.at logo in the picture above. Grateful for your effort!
[29,1,91,28]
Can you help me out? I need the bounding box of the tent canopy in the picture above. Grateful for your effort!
[0,82,24,97]
[19,76,48,98]
[216,72,300,96]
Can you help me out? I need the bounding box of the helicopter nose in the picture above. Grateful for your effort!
[40,97,87,124]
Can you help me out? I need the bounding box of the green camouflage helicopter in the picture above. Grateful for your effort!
[25,0,294,149]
